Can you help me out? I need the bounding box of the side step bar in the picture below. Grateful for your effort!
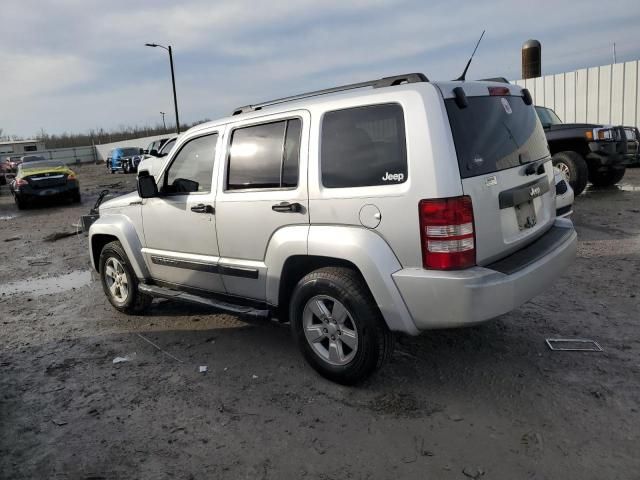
[138,283,270,319]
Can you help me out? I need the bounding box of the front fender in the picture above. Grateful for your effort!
[88,214,149,279]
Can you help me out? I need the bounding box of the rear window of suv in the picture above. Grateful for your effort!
[321,103,407,188]
[445,96,548,178]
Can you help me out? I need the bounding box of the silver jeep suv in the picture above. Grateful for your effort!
[88,73,577,384]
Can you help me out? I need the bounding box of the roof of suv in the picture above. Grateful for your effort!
[187,73,524,135]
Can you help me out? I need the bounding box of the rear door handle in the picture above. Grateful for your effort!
[191,203,215,214]
[272,202,303,213]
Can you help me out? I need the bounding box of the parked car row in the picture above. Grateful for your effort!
[106,138,175,174]
[86,73,579,384]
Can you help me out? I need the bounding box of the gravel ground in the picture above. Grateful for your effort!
[0,163,639,479]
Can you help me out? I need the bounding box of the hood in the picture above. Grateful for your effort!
[545,123,603,131]
[20,165,74,178]
[99,191,140,211]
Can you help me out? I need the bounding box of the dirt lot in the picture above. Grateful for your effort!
[0,163,638,479]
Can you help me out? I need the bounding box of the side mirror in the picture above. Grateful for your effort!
[137,171,158,198]
[149,149,159,157]
[142,149,149,154]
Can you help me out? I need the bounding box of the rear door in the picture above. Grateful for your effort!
[215,110,310,301]
[442,86,555,264]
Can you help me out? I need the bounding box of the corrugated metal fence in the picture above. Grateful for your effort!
[27,146,96,165]
[515,60,640,129]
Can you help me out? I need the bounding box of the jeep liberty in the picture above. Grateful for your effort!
[87,73,577,384]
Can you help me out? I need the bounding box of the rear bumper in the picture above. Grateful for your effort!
[15,182,79,198]
[392,218,576,330]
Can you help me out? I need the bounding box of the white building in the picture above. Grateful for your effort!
[515,60,640,129]
[0,139,46,155]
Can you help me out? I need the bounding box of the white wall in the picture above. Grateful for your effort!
[94,134,171,161]
[515,60,640,129]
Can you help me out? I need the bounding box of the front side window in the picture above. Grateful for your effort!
[164,134,218,194]
[227,118,301,190]
[321,103,407,188]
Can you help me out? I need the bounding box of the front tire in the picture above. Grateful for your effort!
[588,167,626,187]
[99,241,152,314]
[552,151,589,195]
[290,267,393,385]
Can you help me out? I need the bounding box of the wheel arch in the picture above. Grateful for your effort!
[89,216,149,279]
[265,225,418,335]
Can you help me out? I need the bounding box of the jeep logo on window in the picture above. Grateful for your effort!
[381,172,404,182]
[529,186,542,198]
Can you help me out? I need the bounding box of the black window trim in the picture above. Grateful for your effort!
[160,131,219,197]
[319,101,409,189]
[224,114,303,193]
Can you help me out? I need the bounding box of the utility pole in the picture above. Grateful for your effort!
[613,43,617,64]
[160,111,167,130]
[145,43,181,134]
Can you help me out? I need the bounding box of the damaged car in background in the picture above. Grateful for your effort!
[10,159,81,209]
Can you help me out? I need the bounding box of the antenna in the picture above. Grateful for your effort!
[455,30,485,81]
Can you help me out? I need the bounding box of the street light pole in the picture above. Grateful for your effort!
[160,111,167,130]
[145,43,181,134]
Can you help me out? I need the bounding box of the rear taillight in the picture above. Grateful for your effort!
[67,173,76,181]
[419,196,476,270]
[15,178,28,187]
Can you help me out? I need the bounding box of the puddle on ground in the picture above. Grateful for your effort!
[0,214,17,221]
[0,270,93,297]
[618,184,640,192]
[583,183,640,194]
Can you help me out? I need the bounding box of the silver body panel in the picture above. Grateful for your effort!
[89,79,577,335]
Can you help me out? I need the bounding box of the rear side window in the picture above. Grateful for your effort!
[445,96,549,178]
[321,104,407,188]
[227,118,301,190]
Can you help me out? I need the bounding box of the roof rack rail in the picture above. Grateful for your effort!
[478,77,510,84]
[231,72,428,115]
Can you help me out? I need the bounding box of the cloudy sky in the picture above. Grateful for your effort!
[2,0,639,138]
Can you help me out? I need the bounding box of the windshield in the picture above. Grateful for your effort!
[445,95,549,178]
[535,106,563,127]
[120,148,140,156]
[160,139,176,154]
[20,160,65,170]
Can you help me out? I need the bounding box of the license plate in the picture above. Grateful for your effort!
[41,190,56,196]
[515,200,537,230]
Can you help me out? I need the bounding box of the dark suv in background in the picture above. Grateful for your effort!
[536,106,633,194]
[106,147,142,174]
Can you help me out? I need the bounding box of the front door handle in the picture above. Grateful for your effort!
[191,203,215,214]
[272,202,303,213]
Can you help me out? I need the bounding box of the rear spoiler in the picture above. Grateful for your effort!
[478,77,510,84]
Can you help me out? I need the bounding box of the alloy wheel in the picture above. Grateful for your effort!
[302,295,358,366]
[104,257,129,304]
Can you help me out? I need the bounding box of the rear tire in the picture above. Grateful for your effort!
[99,241,152,314]
[15,195,27,210]
[588,167,626,187]
[552,151,589,196]
[290,267,393,385]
